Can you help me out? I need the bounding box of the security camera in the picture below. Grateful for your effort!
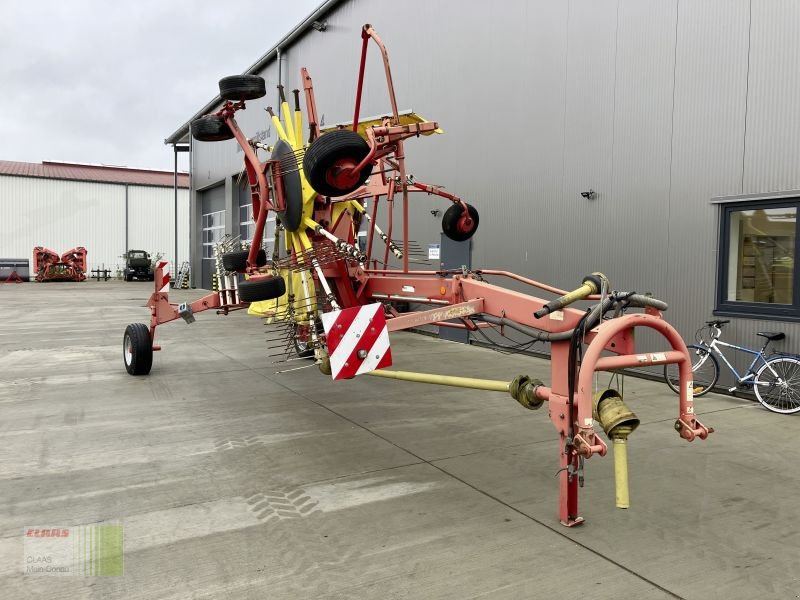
[580,189,596,200]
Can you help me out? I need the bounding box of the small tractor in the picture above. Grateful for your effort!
[124,250,154,281]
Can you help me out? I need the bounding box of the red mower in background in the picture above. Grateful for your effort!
[33,246,87,282]
[123,25,711,526]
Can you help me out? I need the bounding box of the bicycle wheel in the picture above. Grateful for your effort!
[754,356,800,414]
[664,344,719,397]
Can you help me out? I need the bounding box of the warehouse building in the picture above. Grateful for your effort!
[0,160,190,279]
[165,0,800,366]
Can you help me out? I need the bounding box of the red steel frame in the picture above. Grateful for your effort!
[33,246,87,282]
[143,24,712,525]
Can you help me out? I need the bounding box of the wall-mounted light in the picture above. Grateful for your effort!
[580,189,596,200]
[311,20,327,32]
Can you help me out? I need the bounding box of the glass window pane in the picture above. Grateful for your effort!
[727,207,795,304]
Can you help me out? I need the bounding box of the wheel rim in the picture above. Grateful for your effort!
[295,324,310,352]
[325,159,360,191]
[666,347,715,394]
[124,335,133,366]
[757,359,800,413]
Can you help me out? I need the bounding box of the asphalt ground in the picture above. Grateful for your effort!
[1,281,797,599]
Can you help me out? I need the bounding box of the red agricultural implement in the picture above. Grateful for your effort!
[33,246,87,282]
[124,25,711,525]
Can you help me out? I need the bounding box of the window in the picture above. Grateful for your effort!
[717,199,799,319]
[238,179,276,259]
[201,210,226,259]
[239,202,255,241]
[239,201,276,257]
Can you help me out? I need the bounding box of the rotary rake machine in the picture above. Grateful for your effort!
[33,246,87,282]
[123,25,712,525]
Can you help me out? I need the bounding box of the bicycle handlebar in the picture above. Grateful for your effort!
[705,319,730,327]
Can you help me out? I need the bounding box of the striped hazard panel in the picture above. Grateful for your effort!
[320,303,392,380]
[157,261,170,292]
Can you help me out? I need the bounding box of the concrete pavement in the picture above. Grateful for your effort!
[1,281,798,599]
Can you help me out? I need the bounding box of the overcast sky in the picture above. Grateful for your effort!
[1,0,322,172]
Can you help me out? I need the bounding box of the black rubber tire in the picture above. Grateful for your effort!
[219,75,267,101]
[664,344,719,397]
[123,323,153,375]
[442,202,480,242]
[191,115,234,142]
[271,139,304,231]
[302,130,372,197]
[221,248,267,272]
[239,276,286,303]
[124,274,131,282]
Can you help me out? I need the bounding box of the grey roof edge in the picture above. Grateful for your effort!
[164,0,344,146]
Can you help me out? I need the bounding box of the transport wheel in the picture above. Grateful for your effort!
[664,344,719,397]
[218,75,266,101]
[123,323,153,376]
[221,248,267,272]
[124,274,131,282]
[191,116,234,142]
[441,202,480,242]
[754,356,800,414]
[302,130,372,197]
[271,139,304,231]
[238,275,286,303]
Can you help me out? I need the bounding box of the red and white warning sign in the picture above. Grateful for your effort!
[157,261,170,293]
[320,303,392,380]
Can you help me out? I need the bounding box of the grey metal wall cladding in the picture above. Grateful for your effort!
[185,0,800,364]
[743,0,800,194]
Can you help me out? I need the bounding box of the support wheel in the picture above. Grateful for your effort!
[442,202,480,242]
[754,356,800,414]
[191,116,234,142]
[664,344,719,397]
[302,130,373,197]
[124,323,153,375]
[221,248,267,272]
[219,75,267,101]
[293,324,315,359]
[239,276,286,303]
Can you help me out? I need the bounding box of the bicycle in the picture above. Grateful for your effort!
[664,319,800,414]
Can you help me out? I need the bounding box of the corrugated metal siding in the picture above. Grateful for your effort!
[128,186,190,267]
[743,0,800,194]
[186,0,800,364]
[0,175,190,275]
[603,0,676,292]
[0,175,126,271]
[666,0,756,379]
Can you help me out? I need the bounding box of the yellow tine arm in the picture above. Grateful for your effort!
[271,114,289,144]
[281,101,296,150]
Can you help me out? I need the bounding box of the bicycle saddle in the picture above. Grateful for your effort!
[757,331,785,341]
